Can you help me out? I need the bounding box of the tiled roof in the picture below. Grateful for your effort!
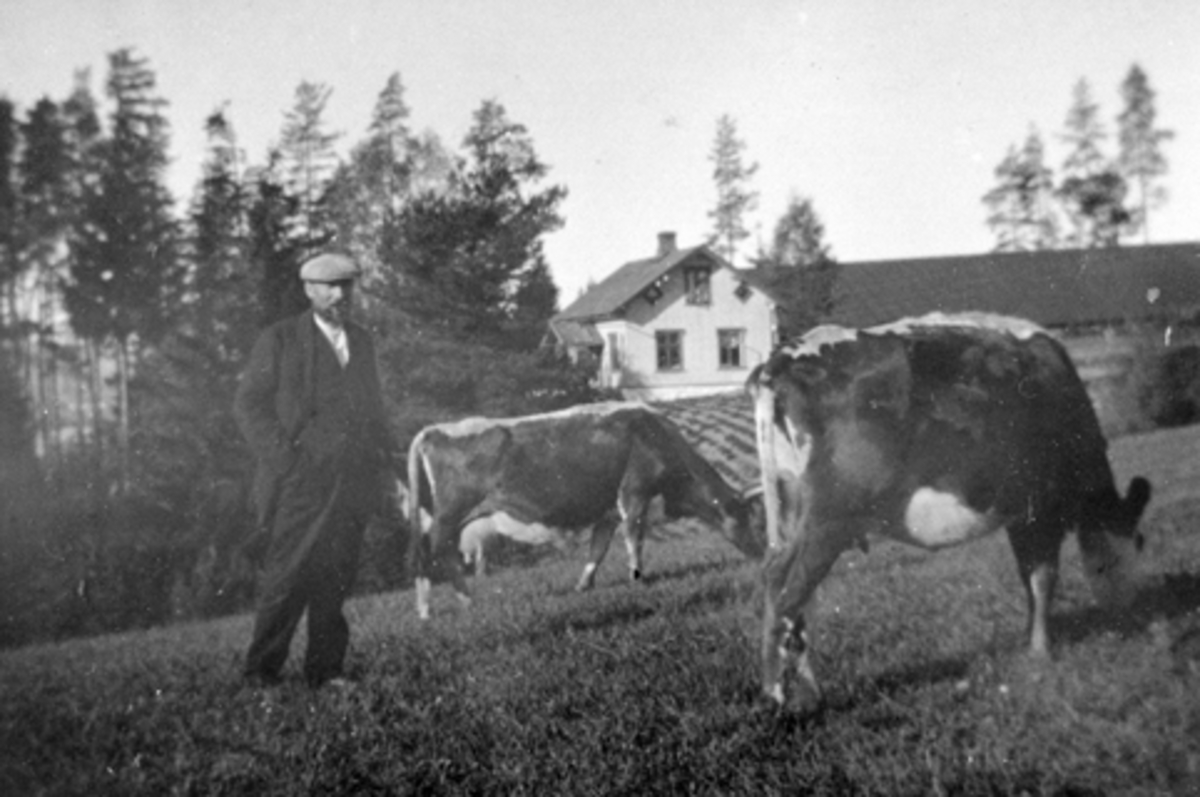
[828,242,1200,328]
[555,245,719,321]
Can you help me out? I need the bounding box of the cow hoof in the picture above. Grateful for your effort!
[791,680,823,717]
[760,682,822,717]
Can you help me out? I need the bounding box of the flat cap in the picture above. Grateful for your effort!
[299,253,360,282]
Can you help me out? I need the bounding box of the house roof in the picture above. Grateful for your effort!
[827,242,1200,329]
[546,317,603,348]
[555,244,724,322]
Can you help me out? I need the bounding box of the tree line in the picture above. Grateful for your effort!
[0,49,601,646]
[705,63,1175,266]
[982,64,1173,251]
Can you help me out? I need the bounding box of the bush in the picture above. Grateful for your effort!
[1140,343,1200,428]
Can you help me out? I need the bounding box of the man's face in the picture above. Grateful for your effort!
[305,279,354,325]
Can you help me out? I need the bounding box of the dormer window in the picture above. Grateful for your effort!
[684,267,711,305]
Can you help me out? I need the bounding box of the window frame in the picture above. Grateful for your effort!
[683,267,712,306]
[655,329,684,371]
[717,328,745,369]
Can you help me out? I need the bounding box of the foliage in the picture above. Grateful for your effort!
[1059,79,1107,184]
[1117,64,1174,244]
[247,153,306,328]
[0,344,37,521]
[1057,170,1133,248]
[761,193,829,268]
[327,72,453,291]
[276,81,341,248]
[66,48,180,346]
[707,114,758,265]
[1139,343,1200,429]
[0,99,17,286]
[982,126,1059,252]
[378,99,565,349]
[374,321,605,451]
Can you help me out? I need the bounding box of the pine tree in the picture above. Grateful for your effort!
[247,151,305,328]
[59,70,107,461]
[65,49,181,487]
[1117,64,1173,243]
[277,81,340,248]
[707,114,758,265]
[386,99,565,345]
[1061,80,1107,177]
[188,107,256,357]
[763,194,829,268]
[751,194,837,338]
[18,97,77,466]
[327,72,426,289]
[0,99,18,297]
[982,127,1058,252]
[1058,78,1108,247]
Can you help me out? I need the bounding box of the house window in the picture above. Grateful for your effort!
[684,267,711,305]
[718,329,745,369]
[607,333,621,370]
[656,330,683,371]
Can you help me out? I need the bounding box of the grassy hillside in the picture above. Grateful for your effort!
[3,424,1199,794]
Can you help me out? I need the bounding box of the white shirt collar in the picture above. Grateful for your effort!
[312,313,349,365]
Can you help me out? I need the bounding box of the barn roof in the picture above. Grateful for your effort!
[827,242,1200,329]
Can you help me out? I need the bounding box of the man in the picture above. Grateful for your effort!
[234,252,393,688]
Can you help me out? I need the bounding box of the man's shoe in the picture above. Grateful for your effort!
[309,674,355,691]
[243,671,282,689]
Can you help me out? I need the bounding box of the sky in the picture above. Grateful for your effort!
[3,0,1198,303]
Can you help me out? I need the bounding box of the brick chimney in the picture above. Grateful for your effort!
[657,231,677,258]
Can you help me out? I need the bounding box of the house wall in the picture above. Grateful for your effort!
[603,265,776,401]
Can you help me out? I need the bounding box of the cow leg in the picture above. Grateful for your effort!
[411,530,434,621]
[437,533,473,611]
[414,518,474,620]
[576,513,621,591]
[620,498,651,584]
[1006,522,1064,656]
[761,517,856,712]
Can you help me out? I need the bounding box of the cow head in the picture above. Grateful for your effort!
[1079,476,1152,608]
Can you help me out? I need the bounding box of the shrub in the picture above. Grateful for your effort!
[1140,343,1200,428]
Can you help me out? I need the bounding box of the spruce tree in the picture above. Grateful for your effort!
[1058,78,1108,247]
[982,127,1058,252]
[707,114,759,265]
[277,81,340,248]
[1117,64,1173,243]
[65,49,180,487]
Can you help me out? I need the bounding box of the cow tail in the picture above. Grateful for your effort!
[751,376,782,551]
[406,431,424,538]
[406,431,432,618]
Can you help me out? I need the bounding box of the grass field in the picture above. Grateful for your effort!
[2,422,1199,795]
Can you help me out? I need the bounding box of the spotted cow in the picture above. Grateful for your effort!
[406,402,766,620]
[750,312,1152,711]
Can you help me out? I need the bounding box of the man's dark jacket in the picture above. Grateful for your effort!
[234,310,391,532]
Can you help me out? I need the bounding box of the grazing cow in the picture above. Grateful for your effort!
[406,402,765,620]
[750,312,1152,711]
